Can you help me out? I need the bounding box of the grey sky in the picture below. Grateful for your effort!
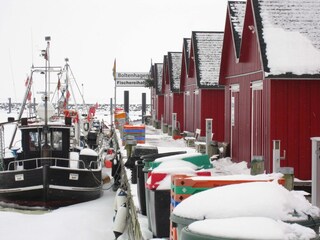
[0,0,229,104]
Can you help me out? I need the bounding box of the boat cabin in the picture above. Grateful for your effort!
[20,125,71,160]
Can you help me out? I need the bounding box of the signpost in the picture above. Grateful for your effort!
[112,60,150,127]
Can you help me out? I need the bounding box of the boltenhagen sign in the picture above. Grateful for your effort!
[115,72,149,87]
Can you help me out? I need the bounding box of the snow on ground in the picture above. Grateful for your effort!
[0,173,117,240]
[1,110,319,240]
[0,110,118,240]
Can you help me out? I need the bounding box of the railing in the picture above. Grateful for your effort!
[0,125,4,171]
[113,129,143,240]
[4,157,101,172]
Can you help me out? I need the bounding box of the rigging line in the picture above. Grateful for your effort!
[8,49,17,102]
[68,66,86,105]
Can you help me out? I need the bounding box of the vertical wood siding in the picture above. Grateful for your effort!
[270,80,320,180]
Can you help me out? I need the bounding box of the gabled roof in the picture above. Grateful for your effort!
[183,38,192,73]
[192,31,224,88]
[228,1,246,59]
[253,0,320,77]
[154,63,163,95]
[162,55,168,87]
[149,63,155,88]
[168,52,182,92]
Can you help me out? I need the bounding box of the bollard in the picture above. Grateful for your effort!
[250,156,264,175]
[168,125,172,136]
[279,167,294,191]
[124,135,137,158]
[163,123,168,134]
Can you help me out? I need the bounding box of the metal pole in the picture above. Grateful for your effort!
[205,119,213,155]
[172,113,177,135]
[110,98,113,129]
[142,93,146,124]
[273,140,281,173]
[113,59,117,121]
[311,137,320,207]
[8,98,11,114]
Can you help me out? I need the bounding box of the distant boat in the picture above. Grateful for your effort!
[0,37,103,208]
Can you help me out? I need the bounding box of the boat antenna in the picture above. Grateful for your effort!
[31,28,34,68]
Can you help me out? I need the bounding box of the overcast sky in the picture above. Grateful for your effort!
[0,0,230,104]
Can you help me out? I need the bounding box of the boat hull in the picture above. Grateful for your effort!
[0,166,102,208]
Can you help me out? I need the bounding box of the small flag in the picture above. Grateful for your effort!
[66,90,71,99]
[57,79,61,90]
[27,91,32,101]
[112,58,116,79]
[25,77,29,87]
[73,112,79,124]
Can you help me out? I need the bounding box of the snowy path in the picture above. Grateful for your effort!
[0,174,117,240]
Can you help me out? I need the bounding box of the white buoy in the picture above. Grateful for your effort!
[113,189,128,239]
[113,202,128,239]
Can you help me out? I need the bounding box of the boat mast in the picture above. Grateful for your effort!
[42,36,51,158]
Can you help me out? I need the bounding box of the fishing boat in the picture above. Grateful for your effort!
[0,37,103,208]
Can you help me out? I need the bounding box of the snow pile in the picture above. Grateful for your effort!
[187,217,317,240]
[149,159,202,190]
[211,157,250,175]
[189,172,283,182]
[154,152,201,163]
[173,181,320,221]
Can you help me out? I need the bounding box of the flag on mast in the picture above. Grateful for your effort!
[112,58,116,80]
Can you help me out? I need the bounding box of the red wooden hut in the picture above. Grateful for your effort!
[165,52,183,132]
[180,38,191,133]
[162,55,171,126]
[182,31,225,141]
[219,0,320,180]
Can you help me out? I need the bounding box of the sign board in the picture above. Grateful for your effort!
[116,72,149,80]
[115,72,149,87]
[115,79,146,87]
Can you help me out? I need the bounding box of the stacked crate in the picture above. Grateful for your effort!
[169,175,286,240]
[122,124,145,145]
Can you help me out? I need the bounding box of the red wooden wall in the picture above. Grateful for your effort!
[171,93,184,131]
[200,89,225,141]
[156,95,164,122]
[268,79,320,180]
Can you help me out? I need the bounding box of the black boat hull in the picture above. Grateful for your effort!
[0,166,102,208]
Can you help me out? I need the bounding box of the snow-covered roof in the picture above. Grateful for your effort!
[228,1,246,59]
[168,52,182,92]
[162,55,168,87]
[253,0,320,77]
[154,63,163,94]
[192,31,224,87]
[183,38,191,73]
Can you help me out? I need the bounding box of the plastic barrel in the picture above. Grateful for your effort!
[142,151,186,230]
